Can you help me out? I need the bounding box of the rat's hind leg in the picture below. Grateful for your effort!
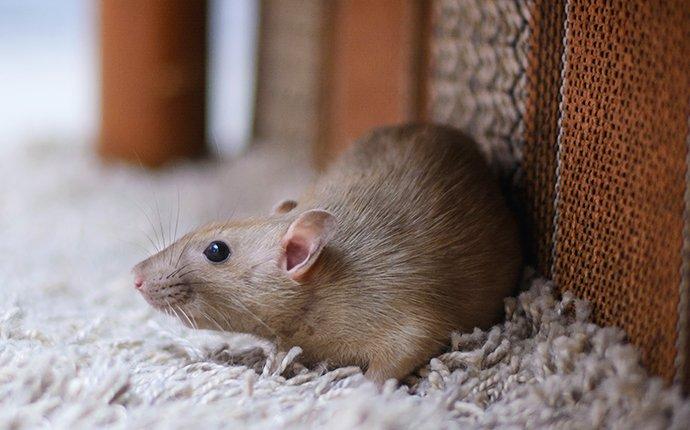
[365,356,413,385]
[364,336,439,385]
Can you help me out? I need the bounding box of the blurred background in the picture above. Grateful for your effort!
[0,0,428,168]
[0,0,257,155]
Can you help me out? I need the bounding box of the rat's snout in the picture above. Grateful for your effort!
[131,262,195,312]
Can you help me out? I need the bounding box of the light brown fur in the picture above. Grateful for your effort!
[133,124,522,384]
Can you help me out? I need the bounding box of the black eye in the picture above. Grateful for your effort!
[203,241,231,263]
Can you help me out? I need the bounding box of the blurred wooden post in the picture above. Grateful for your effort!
[99,0,208,167]
[316,0,430,168]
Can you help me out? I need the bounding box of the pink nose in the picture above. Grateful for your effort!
[134,277,144,290]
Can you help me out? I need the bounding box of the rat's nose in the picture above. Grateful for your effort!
[134,276,144,290]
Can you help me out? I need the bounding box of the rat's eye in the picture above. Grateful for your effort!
[203,241,231,263]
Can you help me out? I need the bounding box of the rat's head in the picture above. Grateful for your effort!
[132,203,336,339]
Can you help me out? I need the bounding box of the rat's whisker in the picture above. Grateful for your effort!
[210,134,222,158]
[202,310,225,332]
[212,291,277,339]
[141,234,160,255]
[178,282,208,287]
[174,187,181,247]
[166,192,179,267]
[167,237,175,267]
[112,188,158,253]
[177,269,199,279]
[170,307,180,322]
[162,299,175,320]
[189,310,199,331]
[174,232,196,269]
[131,149,165,252]
[166,199,179,267]
[168,194,174,248]
[114,236,154,257]
[152,188,167,251]
[136,203,162,252]
[167,263,192,279]
[196,299,231,332]
[176,305,196,329]
[202,299,236,332]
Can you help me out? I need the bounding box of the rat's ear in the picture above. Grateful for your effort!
[272,199,298,215]
[280,209,336,281]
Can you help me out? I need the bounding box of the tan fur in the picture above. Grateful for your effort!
[133,124,522,384]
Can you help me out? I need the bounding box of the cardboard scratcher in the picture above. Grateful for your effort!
[429,0,690,389]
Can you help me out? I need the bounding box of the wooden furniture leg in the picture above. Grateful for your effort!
[99,0,208,167]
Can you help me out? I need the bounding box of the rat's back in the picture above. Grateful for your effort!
[300,124,522,368]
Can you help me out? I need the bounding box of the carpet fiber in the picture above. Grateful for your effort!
[1,142,689,429]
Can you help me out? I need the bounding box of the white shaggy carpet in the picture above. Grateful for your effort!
[1,141,689,429]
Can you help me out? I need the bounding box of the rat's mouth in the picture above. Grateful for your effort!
[139,282,194,312]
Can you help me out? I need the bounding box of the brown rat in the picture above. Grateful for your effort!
[132,124,522,384]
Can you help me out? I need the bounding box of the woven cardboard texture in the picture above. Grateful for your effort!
[552,0,690,380]
[428,0,529,174]
[681,120,690,390]
[520,0,565,275]
[428,0,690,384]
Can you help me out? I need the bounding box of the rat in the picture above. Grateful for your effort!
[132,124,522,384]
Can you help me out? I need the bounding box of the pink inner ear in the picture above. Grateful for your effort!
[285,240,310,271]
